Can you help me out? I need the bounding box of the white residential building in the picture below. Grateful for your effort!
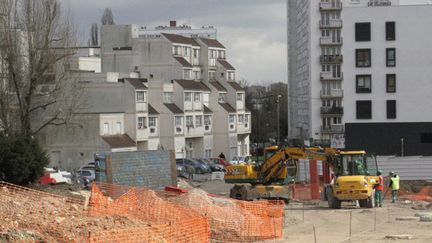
[288,0,432,155]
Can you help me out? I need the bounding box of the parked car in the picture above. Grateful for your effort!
[176,158,211,174]
[76,169,95,181]
[176,164,190,178]
[229,156,253,165]
[209,157,231,167]
[195,158,224,172]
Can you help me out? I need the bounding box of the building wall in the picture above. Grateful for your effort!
[101,25,133,72]
[288,0,312,140]
[40,114,110,171]
[343,5,432,123]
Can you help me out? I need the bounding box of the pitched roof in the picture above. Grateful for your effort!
[175,79,211,91]
[162,33,200,46]
[102,134,136,149]
[204,105,212,114]
[219,103,236,113]
[210,81,227,92]
[164,103,184,114]
[125,78,148,90]
[199,37,225,48]
[174,56,192,68]
[217,59,235,70]
[148,104,159,115]
[227,81,246,91]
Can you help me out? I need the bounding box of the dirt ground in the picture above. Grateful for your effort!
[195,180,432,243]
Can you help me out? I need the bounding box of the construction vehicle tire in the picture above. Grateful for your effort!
[359,199,367,208]
[326,187,341,209]
[366,190,375,208]
[230,184,248,200]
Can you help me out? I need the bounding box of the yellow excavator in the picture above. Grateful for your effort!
[224,146,328,203]
[224,146,380,208]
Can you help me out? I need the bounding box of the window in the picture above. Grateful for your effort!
[183,47,189,56]
[138,117,147,129]
[103,123,109,135]
[386,74,396,93]
[149,117,157,134]
[115,122,122,134]
[175,116,183,133]
[229,115,236,130]
[185,92,192,102]
[186,115,193,127]
[386,48,396,67]
[386,21,395,41]
[204,115,211,125]
[175,116,183,126]
[195,115,202,127]
[173,46,181,56]
[136,91,146,102]
[194,71,200,80]
[218,93,226,103]
[163,92,172,103]
[237,93,243,101]
[356,75,372,93]
[355,22,371,41]
[183,69,192,80]
[386,100,396,119]
[421,133,432,143]
[209,71,216,80]
[356,49,371,67]
[149,117,156,127]
[356,100,372,119]
[193,49,199,58]
[245,114,250,128]
[238,114,244,124]
[194,93,201,102]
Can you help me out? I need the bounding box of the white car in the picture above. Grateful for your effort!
[76,169,95,181]
[229,156,253,165]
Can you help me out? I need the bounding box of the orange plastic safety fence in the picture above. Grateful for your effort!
[163,189,285,242]
[88,182,210,243]
[396,186,432,202]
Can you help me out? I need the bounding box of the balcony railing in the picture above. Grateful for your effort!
[319,19,343,28]
[320,72,343,81]
[321,106,344,115]
[320,89,344,98]
[320,37,343,45]
[321,125,344,134]
[320,54,343,64]
[319,2,342,11]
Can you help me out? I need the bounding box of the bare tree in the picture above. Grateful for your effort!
[89,23,98,46]
[0,0,80,137]
[101,8,115,25]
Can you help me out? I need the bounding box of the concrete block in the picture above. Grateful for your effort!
[211,172,225,181]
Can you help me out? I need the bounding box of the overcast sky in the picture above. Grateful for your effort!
[65,0,287,84]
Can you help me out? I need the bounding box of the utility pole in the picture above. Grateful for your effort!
[277,94,282,144]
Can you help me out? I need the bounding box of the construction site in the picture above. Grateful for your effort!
[1,147,432,243]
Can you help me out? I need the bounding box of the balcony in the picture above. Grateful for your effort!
[320,37,343,46]
[321,125,344,134]
[320,72,343,81]
[185,125,204,138]
[320,89,344,98]
[321,106,344,115]
[319,2,342,11]
[319,19,343,29]
[320,54,343,64]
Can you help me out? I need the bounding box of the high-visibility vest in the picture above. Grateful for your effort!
[391,176,400,190]
[375,175,384,191]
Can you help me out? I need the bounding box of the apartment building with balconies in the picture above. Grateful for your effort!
[288,0,432,155]
[100,23,250,160]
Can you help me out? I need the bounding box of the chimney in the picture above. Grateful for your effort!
[170,20,176,27]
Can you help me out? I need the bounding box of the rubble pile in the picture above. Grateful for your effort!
[0,186,148,242]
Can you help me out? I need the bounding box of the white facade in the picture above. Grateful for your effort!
[288,0,432,144]
[342,4,432,123]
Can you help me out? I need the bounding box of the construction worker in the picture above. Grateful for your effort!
[374,170,384,207]
[388,171,400,203]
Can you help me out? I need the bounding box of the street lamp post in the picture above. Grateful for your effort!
[277,94,282,144]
